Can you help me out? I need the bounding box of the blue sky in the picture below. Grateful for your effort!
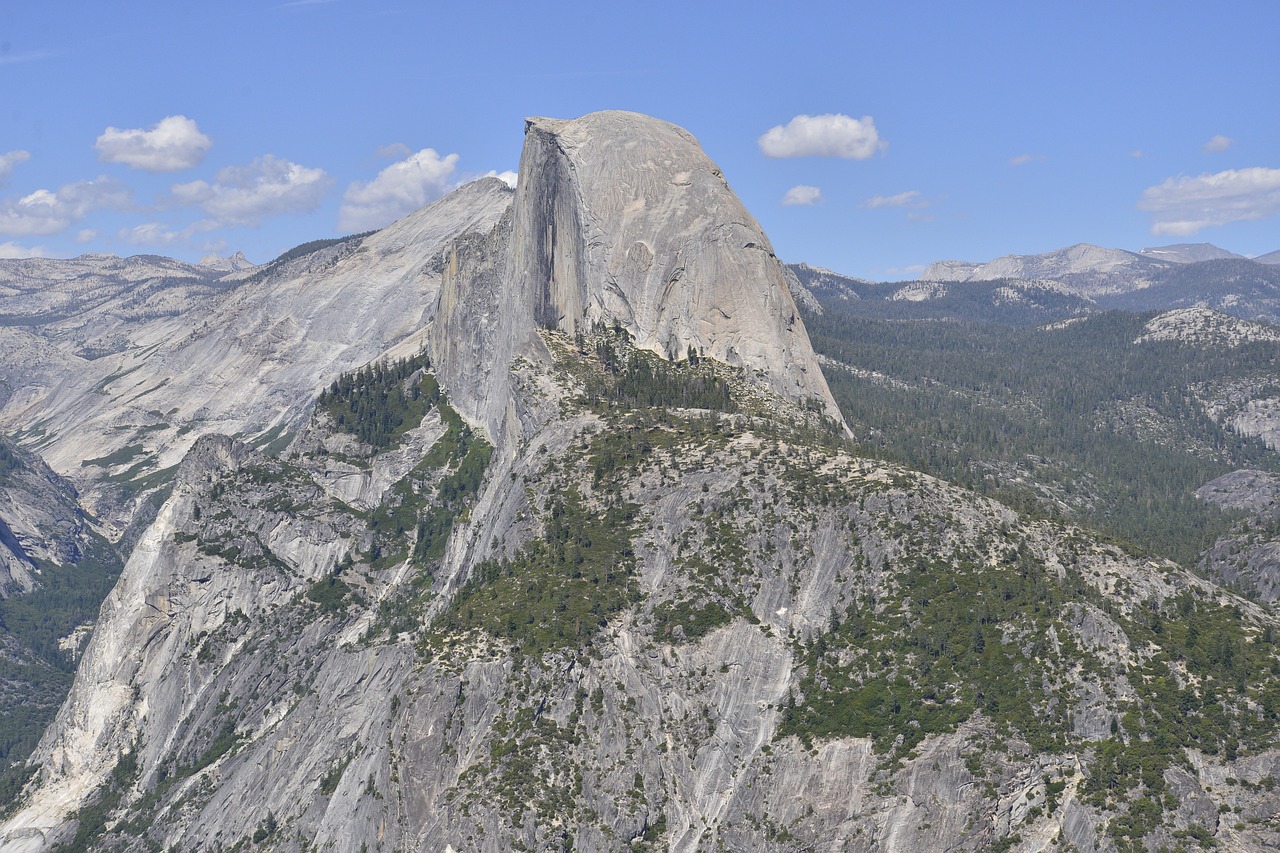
[2,1,1278,279]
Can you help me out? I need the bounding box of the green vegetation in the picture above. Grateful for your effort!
[776,503,1280,845]
[80,443,145,469]
[317,350,438,450]
[571,324,736,414]
[367,400,492,638]
[0,439,18,483]
[779,548,1081,757]
[0,535,123,801]
[306,575,360,612]
[434,487,639,656]
[804,308,1278,566]
[652,598,732,643]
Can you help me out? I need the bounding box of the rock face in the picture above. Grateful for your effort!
[433,111,842,441]
[3,113,1280,853]
[510,112,839,421]
[1135,307,1280,347]
[0,439,84,598]
[0,178,512,536]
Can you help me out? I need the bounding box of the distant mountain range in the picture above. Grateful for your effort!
[791,242,1280,326]
[921,242,1279,287]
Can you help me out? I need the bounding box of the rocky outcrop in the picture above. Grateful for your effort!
[0,439,86,597]
[510,112,840,421]
[1135,307,1280,347]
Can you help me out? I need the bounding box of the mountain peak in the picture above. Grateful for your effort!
[1138,242,1245,264]
[509,110,840,419]
[197,250,255,272]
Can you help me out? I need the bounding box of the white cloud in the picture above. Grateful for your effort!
[781,185,823,206]
[483,169,518,188]
[338,148,460,231]
[0,241,47,259]
[0,177,130,236]
[0,150,31,187]
[863,190,925,209]
[1008,153,1045,166]
[1130,150,1144,158]
[118,219,220,247]
[758,114,884,159]
[173,155,332,227]
[76,229,97,243]
[1203,134,1233,154]
[95,116,212,172]
[1138,167,1280,236]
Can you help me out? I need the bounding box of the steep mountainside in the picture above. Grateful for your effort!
[0,179,512,538]
[0,437,123,810]
[2,112,1280,853]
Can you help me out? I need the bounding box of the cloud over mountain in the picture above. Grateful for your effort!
[1139,167,1280,236]
[95,116,213,172]
[0,177,129,236]
[758,114,884,159]
[338,148,460,231]
[172,155,332,227]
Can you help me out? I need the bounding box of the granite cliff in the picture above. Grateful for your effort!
[2,113,1280,853]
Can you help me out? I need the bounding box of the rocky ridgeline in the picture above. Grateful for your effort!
[2,113,1280,852]
[1136,308,1280,348]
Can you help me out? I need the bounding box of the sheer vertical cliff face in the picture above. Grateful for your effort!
[509,111,840,421]
[430,110,843,444]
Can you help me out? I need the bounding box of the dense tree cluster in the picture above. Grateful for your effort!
[805,308,1280,566]
[317,352,438,450]
[576,325,735,413]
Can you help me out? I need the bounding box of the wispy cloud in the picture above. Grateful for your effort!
[376,142,413,160]
[781,185,823,206]
[759,114,885,159]
[1138,166,1280,236]
[276,0,341,9]
[173,155,332,227]
[863,190,926,209]
[338,148,459,231]
[0,177,130,237]
[0,49,59,66]
[1203,134,1233,154]
[1008,153,1045,167]
[118,219,220,247]
[0,241,47,259]
[0,150,31,187]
